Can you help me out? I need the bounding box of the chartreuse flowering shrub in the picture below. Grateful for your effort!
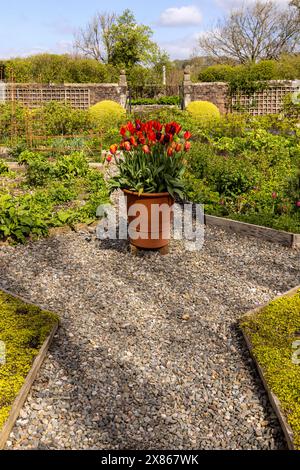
[0,290,58,429]
[107,120,192,198]
[89,100,126,132]
[186,101,220,122]
[241,289,300,450]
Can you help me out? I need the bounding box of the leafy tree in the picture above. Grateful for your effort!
[109,9,165,68]
[199,1,300,63]
[74,9,168,69]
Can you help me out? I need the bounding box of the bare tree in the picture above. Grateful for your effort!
[199,1,300,63]
[290,0,300,11]
[74,12,117,63]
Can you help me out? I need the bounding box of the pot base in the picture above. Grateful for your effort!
[130,243,169,256]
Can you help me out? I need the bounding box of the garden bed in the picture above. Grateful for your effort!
[240,286,300,450]
[204,214,300,248]
[0,289,59,449]
[0,153,109,244]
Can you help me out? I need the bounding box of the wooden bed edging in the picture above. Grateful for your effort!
[205,214,300,249]
[0,289,59,450]
[240,285,300,451]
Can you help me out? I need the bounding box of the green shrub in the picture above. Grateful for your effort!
[198,64,235,82]
[33,102,92,136]
[283,92,300,118]
[198,58,300,95]
[131,96,180,106]
[186,101,220,121]
[0,193,50,243]
[54,153,89,179]
[0,160,9,175]
[1,54,118,83]
[25,156,54,186]
[89,100,126,131]
[0,103,27,140]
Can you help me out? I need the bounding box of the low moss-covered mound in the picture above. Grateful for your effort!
[0,290,58,429]
[241,289,300,449]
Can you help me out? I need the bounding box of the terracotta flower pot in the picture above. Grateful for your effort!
[123,189,174,250]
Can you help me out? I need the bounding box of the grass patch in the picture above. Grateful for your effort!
[241,289,300,449]
[0,290,58,429]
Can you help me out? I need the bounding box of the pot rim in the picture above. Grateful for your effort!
[123,189,171,198]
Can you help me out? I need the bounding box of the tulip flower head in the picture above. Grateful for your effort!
[184,141,191,152]
[110,144,118,155]
[184,131,192,140]
[142,145,150,154]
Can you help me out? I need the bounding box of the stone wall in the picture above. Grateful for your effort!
[0,71,127,109]
[189,82,229,114]
[182,66,229,114]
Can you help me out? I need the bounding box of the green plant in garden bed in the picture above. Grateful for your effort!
[0,161,9,175]
[184,116,300,233]
[0,290,58,429]
[0,152,109,243]
[131,96,180,106]
[241,290,300,450]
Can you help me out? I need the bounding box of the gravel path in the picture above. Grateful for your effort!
[0,226,299,450]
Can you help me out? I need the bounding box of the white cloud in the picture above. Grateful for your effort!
[160,32,202,59]
[159,5,202,27]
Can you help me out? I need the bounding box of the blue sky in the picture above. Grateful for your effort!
[0,0,289,60]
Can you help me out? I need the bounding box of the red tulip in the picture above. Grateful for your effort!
[163,133,173,144]
[272,192,277,199]
[142,145,150,154]
[135,119,142,131]
[106,156,112,163]
[130,136,137,147]
[166,122,181,135]
[120,126,128,137]
[147,131,157,143]
[184,141,191,152]
[110,144,118,155]
[184,131,192,140]
[175,143,182,152]
[167,147,174,157]
[137,133,146,145]
[296,201,300,208]
[127,121,136,135]
[124,141,131,151]
[152,121,163,132]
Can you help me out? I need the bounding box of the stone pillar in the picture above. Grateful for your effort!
[119,69,128,108]
[182,65,192,109]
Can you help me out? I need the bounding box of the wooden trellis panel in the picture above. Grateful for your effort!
[231,81,299,115]
[5,85,90,109]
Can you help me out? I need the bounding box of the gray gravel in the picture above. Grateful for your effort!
[0,225,299,450]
